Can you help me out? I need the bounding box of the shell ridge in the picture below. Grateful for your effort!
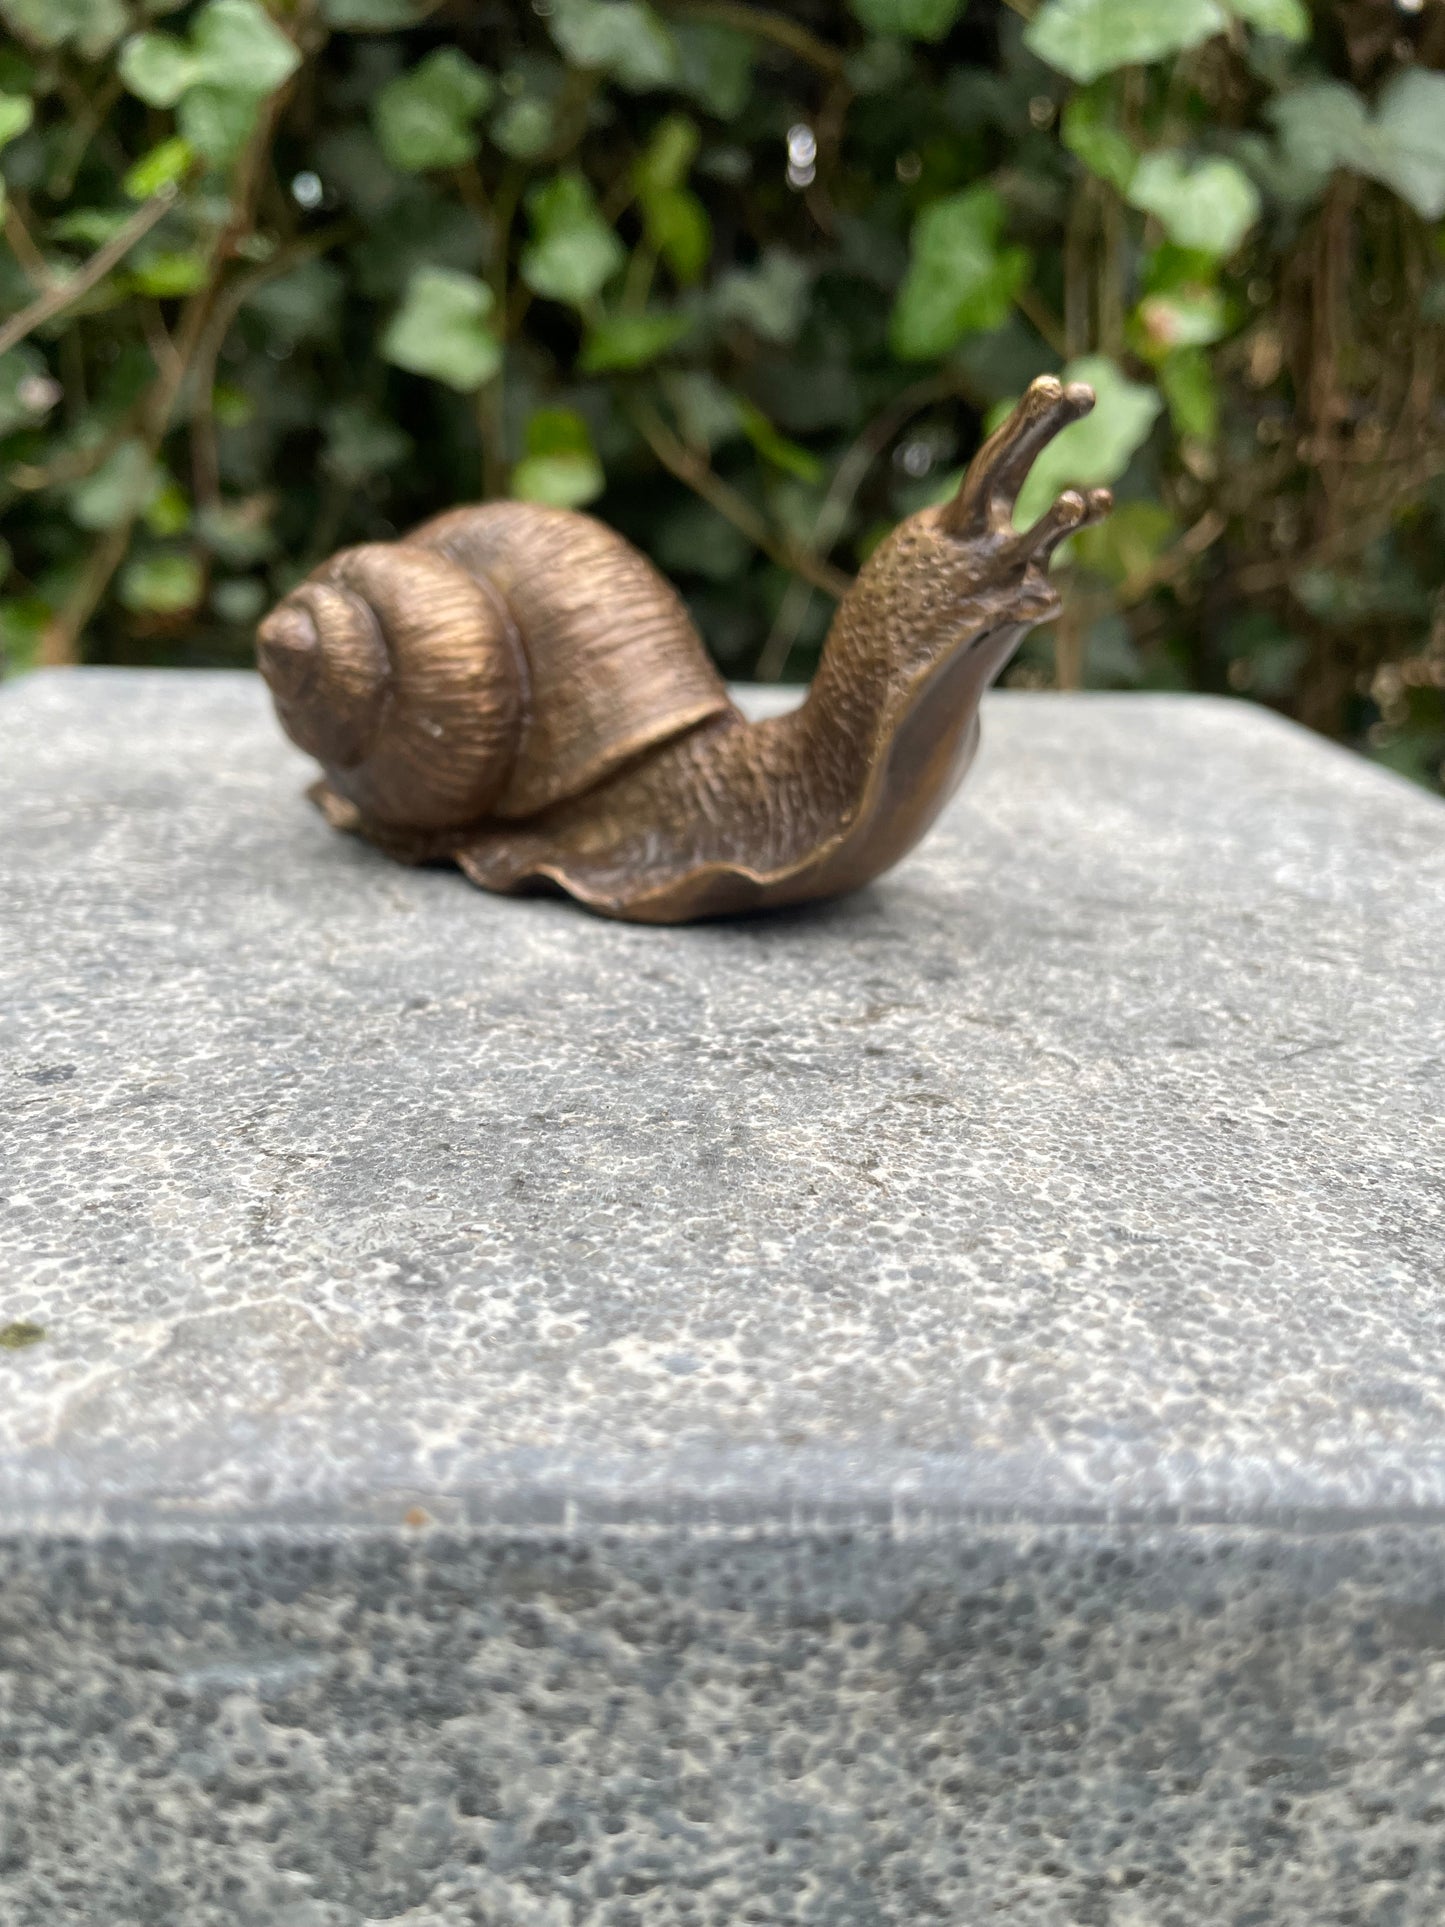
[419,537,534,819]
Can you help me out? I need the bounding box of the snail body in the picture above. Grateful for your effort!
[258,377,1109,923]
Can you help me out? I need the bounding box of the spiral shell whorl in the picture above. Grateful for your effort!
[258,542,522,832]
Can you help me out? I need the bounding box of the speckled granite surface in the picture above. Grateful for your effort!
[2,669,1445,1924]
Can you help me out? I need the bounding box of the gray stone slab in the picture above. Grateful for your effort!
[3,668,1445,1925]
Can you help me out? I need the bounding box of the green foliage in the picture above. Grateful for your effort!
[1,0,125,56]
[373,48,493,173]
[120,1,301,107]
[68,443,164,533]
[1025,0,1230,86]
[1061,89,1137,193]
[3,0,1445,792]
[891,187,1030,358]
[633,114,710,285]
[120,550,204,614]
[124,137,193,199]
[382,268,501,390]
[1270,72,1445,219]
[710,250,809,342]
[119,0,301,164]
[1233,0,1309,33]
[0,92,33,146]
[580,309,690,370]
[548,0,676,91]
[521,172,625,305]
[1126,154,1261,257]
[512,407,605,507]
[848,0,968,43]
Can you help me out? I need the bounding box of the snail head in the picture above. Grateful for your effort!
[855,377,1113,683]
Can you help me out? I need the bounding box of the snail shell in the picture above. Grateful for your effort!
[257,501,730,833]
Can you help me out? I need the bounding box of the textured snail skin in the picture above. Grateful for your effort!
[257,377,1110,923]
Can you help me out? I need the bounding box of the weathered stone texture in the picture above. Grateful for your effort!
[2,671,1444,1923]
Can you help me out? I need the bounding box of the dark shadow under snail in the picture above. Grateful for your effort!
[257,375,1110,924]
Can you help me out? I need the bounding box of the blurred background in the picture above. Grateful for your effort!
[2,0,1445,791]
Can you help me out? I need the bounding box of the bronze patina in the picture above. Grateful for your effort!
[257,375,1109,924]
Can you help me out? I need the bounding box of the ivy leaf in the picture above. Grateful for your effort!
[120,2,297,144]
[1127,153,1261,256]
[1062,90,1137,193]
[709,249,810,343]
[491,95,554,160]
[321,0,423,25]
[123,136,193,199]
[0,91,32,147]
[244,259,344,341]
[178,85,259,165]
[1271,72,1445,220]
[520,172,625,305]
[321,401,413,484]
[672,22,752,119]
[130,250,209,297]
[1158,347,1219,443]
[119,550,203,614]
[50,209,131,244]
[845,39,913,96]
[373,48,493,173]
[736,399,823,483]
[890,186,1030,360]
[196,493,275,562]
[644,186,710,285]
[1136,283,1229,352]
[1071,499,1176,586]
[0,344,51,436]
[382,268,502,390]
[1228,0,1307,37]
[511,407,604,507]
[847,0,966,42]
[68,441,165,532]
[633,115,710,283]
[1025,0,1228,85]
[191,0,300,97]
[511,456,602,506]
[118,33,199,107]
[197,497,276,565]
[144,480,191,537]
[212,382,254,429]
[1267,83,1369,197]
[549,0,678,91]
[1369,71,1445,220]
[634,113,699,196]
[209,577,265,622]
[579,310,691,370]
[1,0,126,56]
[1008,355,1162,527]
[666,370,742,448]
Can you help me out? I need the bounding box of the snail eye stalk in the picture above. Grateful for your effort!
[938,376,1097,541]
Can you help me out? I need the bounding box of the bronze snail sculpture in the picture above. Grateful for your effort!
[258,375,1110,924]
